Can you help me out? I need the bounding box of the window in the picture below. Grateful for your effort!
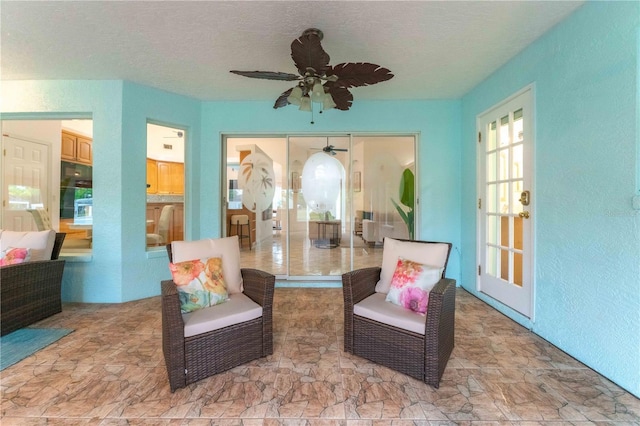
[146,123,185,249]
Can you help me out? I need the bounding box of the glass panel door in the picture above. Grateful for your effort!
[288,136,349,278]
[478,88,533,317]
[351,135,416,271]
[225,136,288,277]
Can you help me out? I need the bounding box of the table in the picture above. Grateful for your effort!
[314,220,341,249]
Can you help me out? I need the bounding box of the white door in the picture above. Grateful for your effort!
[477,88,534,317]
[2,135,50,231]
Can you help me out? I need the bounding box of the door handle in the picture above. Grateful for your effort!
[519,211,530,219]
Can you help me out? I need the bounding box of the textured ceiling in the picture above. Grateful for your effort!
[1,1,584,101]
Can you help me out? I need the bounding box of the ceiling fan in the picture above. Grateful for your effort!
[230,28,393,114]
[310,140,348,156]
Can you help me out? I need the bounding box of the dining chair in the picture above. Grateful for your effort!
[147,205,175,246]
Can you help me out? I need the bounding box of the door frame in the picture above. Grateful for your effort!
[222,132,420,281]
[476,84,536,319]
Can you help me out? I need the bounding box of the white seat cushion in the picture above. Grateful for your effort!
[171,236,244,294]
[375,238,449,294]
[354,293,426,335]
[0,229,56,261]
[182,292,262,338]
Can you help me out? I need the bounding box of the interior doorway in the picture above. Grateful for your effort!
[223,134,416,280]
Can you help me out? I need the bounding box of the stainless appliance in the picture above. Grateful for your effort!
[73,197,93,225]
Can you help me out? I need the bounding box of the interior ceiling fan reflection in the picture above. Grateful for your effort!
[311,141,348,156]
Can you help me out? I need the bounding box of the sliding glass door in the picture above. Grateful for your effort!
[223,134,416,281]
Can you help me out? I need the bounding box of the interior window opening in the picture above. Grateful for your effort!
[1,119,94,254]
[146,122,185,250]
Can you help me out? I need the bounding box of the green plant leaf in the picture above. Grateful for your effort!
[399,168,414,208]
[391,199,409,225]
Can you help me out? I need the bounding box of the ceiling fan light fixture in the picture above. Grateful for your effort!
[299,96,312,112]
[310,80,325,103]
[322,93,337,110]
[287,86,303,106]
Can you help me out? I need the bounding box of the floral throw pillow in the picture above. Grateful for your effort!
[169,257,229,313]
[385,257,443,315]
[0,247,31,266]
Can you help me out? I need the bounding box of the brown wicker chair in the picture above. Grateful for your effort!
[342,239,455,388]
[1,232,66,336]
[161,244,275,392]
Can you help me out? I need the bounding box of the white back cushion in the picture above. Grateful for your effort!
[171,236,243,294]
[375,238,449,294]
[0,229,56,261]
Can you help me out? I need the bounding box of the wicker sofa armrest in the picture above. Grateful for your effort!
[1,259,66,336]
[241,268,275,307]
[342,266,381,353]
[161,279,187,392]
[342,266,381,306]
[424,277,456,386]
[51,233,66,260]
[241,268,275,356]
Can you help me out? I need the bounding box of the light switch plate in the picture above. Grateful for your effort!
[633,195,640,210]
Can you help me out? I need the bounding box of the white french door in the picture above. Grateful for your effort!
[477,88,534,317]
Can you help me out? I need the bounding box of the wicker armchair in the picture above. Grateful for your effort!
[342,239,455,388]
[161,243,275,392]
[1,232,66,336]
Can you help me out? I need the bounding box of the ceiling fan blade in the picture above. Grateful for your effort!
[325,83,353,111]
[290,33,330,76]
[326,63,394,88]
[230,70,301,81]
[273,88,293,109]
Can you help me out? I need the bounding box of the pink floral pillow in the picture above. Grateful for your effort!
[169,257,228,313]
[0,247,31,266]
[385,257,443,314]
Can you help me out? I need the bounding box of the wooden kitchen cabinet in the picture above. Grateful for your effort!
[157,162,172,194]
[146,159,158,194]
[170,162,184,194]
[61,133,76,160]
[148,159,184,194]
[62,130,92,165]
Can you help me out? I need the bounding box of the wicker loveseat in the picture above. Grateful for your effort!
[161,237,275,392]
[342,238,455,388]
[1,231,66,336]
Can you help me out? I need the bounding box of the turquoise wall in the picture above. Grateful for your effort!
[460,2,640,396]
[120,82,202,302]
[2,80,125,302]
[1,83,462,299]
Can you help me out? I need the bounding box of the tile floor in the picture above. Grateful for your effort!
[240,231,383,278]
[2,288,639,424]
